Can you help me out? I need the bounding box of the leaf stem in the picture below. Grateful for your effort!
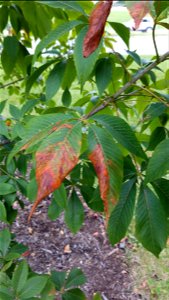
[84,50,169,118]
[152,22,159,60]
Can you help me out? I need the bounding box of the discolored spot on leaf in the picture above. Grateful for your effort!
[83,0,113,58]
[89,144,115,219]
[127,1,150,29]
[28,122,82,220]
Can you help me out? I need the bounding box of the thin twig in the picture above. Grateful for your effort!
[0,77,24,89]
[84,50,169,119]
[152,22,159,60]
[135,85,169,107]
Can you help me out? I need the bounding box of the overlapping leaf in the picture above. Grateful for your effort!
[88,124,123,220]
[28,121,82,220]
[92,115,146,159]
[126,1,150,29]
[108,178,136,245]
[83,0,113,57]
[135,185,167,256]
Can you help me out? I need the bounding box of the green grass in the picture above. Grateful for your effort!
[129,245,169,299]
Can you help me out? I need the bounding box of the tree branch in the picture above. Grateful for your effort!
[0,77,24,89]
[84,50,169,119]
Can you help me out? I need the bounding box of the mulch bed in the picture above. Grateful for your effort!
[9,198,145,299]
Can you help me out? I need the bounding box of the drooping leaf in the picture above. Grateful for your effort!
[95,57,113,95]
[88,124,123,219]
[108,178,136,245]
[28,121,82,220]
[152,178,169,217]
[12,261,28,293]
[145,139,169,183]
[0,229,11,257]
[0,6,8,32]
[62,88,72,107]
[126,1,150,29]
[65,190,84,233]
[1,36,19,75]
[83,0,113,57]
[46,61,66,100]
[48,185,67,221]
[147,126,166,150]
[109,22,130,47]
[74,26,101,86]
[0,202,7,223]
[135,185,167,257]
[92,115,146,159]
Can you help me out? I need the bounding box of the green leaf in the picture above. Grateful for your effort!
[92,293,102,300]
[62,88,72,107]
[0,229,11,257]
[0,120,9,138]
[74,26,101,86]
[109,22,130,47]
[20,99,39,117]
[154,1,169,18]
[12,261,28,293]
[92,114,146,159]
[19,276,48,299]
[53,184,68,209]
[152,178,169,217]
[157,21,169,29]
[65,268,86,289]
[147,126,166,150]
[46,62,66,100]
[126,50,141,66]
[0,183,16,195]
[145,139,169,183]
[1,36,19,75]
[51,270,66,291]
[9,104,21,120]
[27,178,37,202]
[62,58,76,90]
[0,202,7,222]
[135,185,167,257]
[88,124,123,216]
[48,197,63,220]
[0,100,7,113]
[95,57,113,95]
[63,288,86,300]
[65,191,84,233]
[0,6,8,32]
[38,1,86,15]
[108,179,136,245]
[143,103,167,119]
[33,20,83,64]
[26,60,55,95]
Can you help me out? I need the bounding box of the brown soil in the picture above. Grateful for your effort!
[11,199,144,300]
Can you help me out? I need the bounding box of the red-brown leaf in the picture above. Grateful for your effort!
[127,1,150,29]
[28,123,81,220]
[89,144,115,219]
[83,0,113,58]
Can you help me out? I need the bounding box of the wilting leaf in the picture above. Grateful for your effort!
[83,0,113,57]
[28,121,82,220]
[126,1,150,29]
[88,124,123,220]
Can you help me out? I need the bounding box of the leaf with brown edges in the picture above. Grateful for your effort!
[28,121,82,220]
[126,1,150,30]
[83,0,113,58]
[88,124,123,221]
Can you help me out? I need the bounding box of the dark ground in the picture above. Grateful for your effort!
[11,199,145,300]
